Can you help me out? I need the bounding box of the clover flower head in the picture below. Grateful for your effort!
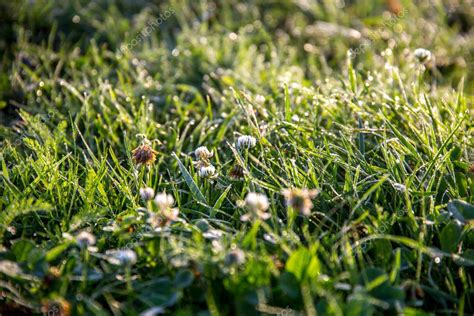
[75,231,96,248]
[198,164,217,178]
[154,192,175,211]
[139,187,155,201]
[245,192,269,211]
[162,207,180,222]
[225,248,246,266]
[148,192,180,227]
[282,188,318,216]
[240,192,271,221]
[194,146,213,160]
[147,212,163,228]
[255,94,266,105]
[414,48,431,63]
[106,249,137,266]
[131,144,157,166]
[236,135,257,149]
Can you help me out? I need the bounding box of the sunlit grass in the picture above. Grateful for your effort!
[0,0,473,315]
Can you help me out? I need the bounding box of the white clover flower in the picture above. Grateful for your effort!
[202,229,223,240]
[154,192,174,211]
[149,206,179,227]
[414,48,431,63]
[224,248,246,266]
[139,187,155,201]
[240,192,271,221]
[194,146,213,160]
[106,249,137,266]
[236,135,257,149]
[255,94,266,105]
[198,164,217,178]
[245,192,269,212]
[147,212,161,228]
[75,231,96,248]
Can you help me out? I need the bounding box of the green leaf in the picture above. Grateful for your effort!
[284,84,291,121]
[0,199,53,240]
[172,152,206,204]
[213,185,231,210]
[174,269,194,289]
[46,243,70,262]
[279,272,301,299]
[440,222,462,253]
[448,200,474,221]
[242,221,260,250]
[285,247,320,281]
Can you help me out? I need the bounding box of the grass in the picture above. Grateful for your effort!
[0,0,473,315]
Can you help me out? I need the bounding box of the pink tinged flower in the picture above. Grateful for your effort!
[148,192,180,227]
[282,188,318,216]
[154,192,174,211]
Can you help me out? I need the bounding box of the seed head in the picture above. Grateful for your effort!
[282,188,318,216]
[131,144,157,166]
[236,135,257,149]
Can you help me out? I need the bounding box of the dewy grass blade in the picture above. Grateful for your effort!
[172,152,207,204]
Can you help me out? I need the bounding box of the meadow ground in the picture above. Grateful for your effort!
[0,0,473,315]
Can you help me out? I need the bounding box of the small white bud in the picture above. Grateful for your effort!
[236,135,257,149]
[198,165,216,178]
[139,187,155,201]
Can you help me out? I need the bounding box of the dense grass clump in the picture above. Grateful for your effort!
[0,0,473,315]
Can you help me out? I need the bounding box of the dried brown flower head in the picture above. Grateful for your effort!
[41,298,71,316]
[229,164,246,180]
[282,188,319,216]
[468,163,474,175]
[131,144,157,165]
